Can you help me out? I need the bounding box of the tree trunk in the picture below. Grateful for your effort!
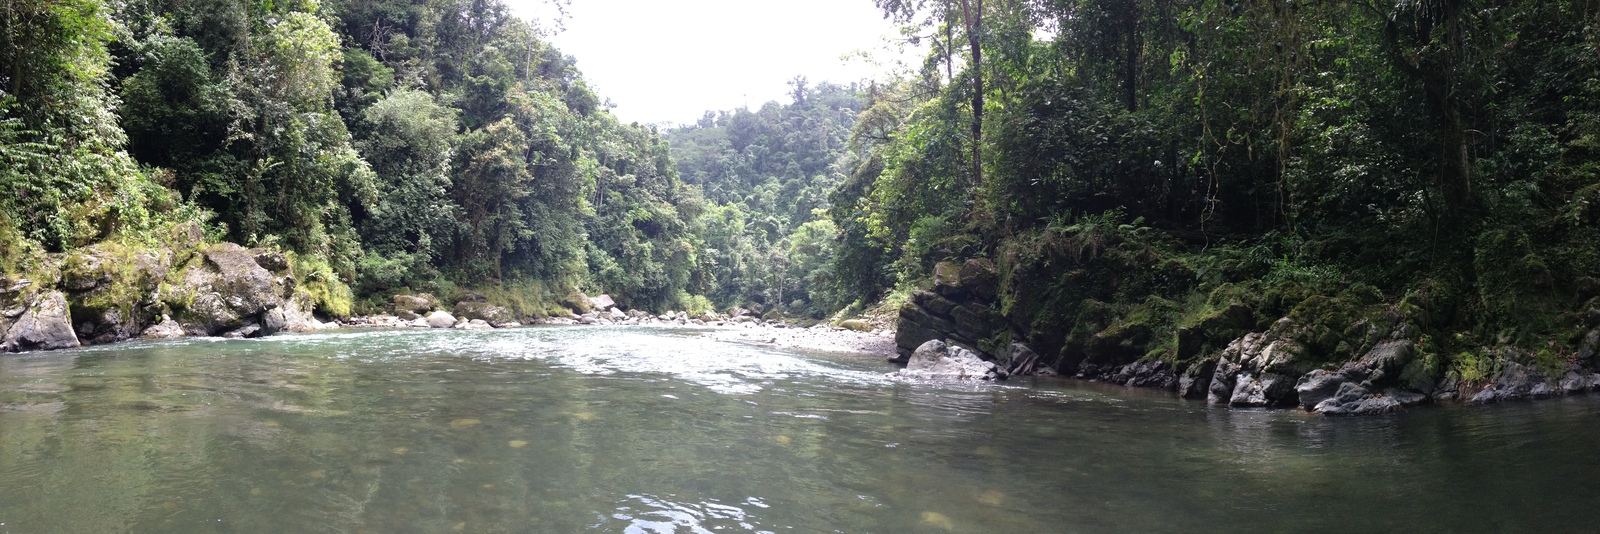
[959,0,983,188]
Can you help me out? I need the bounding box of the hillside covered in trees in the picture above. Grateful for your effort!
[2,0,1599,395]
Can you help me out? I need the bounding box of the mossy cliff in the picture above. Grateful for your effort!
[1,222,354,352]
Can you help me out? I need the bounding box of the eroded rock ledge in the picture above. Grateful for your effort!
[894,258,1600,416]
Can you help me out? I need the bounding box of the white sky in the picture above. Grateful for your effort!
[505,0,918,126]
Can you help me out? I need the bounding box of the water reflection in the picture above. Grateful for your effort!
[2,327,1600,532]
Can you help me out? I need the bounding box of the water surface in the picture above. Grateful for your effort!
[1,326,1598,532]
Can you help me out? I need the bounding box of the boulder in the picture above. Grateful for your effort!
[608,307,628,321]
[455,301,515,325]
[1295,369,1346,409]
[462,319,493,330]
[897,340,1004,380]
[168,243,284,335]
[223,323,262,339]
[957,258,999,301]
[409,318,429,328]
[931,261,965,299]
[1178,359,1216,400]
[1,291,80,352]
[251,249,289,272]
[425,310,456,329]
[141,315,185,339]
[588,294,616,311]
[393,295,432,314]
[838,319,872,332]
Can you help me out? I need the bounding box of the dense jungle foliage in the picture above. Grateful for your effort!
[2,0,1598,375]
[842,0,1600,376]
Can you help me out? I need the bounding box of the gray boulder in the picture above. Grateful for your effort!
[588,294,615,311]
[2,291,80,352]
[425,310,457,329]
[455,301,514,325]
[168,243,284,335]
[393,294,432,314]
[896,340,1004,380]
[141,315,185,339]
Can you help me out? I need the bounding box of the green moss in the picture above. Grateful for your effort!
[291,253,354,319]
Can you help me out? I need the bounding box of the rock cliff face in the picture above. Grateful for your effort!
[2,227,328,353]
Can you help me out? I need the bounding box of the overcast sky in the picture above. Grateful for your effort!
[505,0,915,126]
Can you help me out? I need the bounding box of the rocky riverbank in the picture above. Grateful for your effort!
[892,258,1600,416]
[0,237,896,359]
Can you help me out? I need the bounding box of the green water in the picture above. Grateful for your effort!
[1,326,1598,533]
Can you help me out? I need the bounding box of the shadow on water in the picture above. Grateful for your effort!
[2,326,1599,532]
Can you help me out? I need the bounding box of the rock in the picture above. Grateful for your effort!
[409,318,429,328]
[223,323,262,339]
[141,315,185,339]
[1207,358,1241,405]
[463,319,492,330]
[960,258,999,298]
[457,291,487,303]
[1229,373,1287,407]
[425,310,456,329]
[1,291,80,352]
[588,294,615,311]
[1296,369,1346,410]
[1468,360,1560,405]
[251,249,289,272]
[1006,343,1042,376]
[397,310,420,321]
[169,221,206,250]
[393,295,432,314]
[931,261,965,299]
[838,319,872,332]
[1178,359,1216,400]
[261,307,288,335]
[61,253,110,291]
[897,340,1003,380]
[167,243,285,335]
[455,301,514,325]
[608,307,628,321]
[496,322,522,328]
[1559,371,1600,394]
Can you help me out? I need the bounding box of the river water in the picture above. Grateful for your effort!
[1,326,1598,533]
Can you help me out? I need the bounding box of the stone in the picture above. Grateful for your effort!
[141,315,185,339]
[1178,359,1216,400]
[957,258,999,301]
[838,319,872,332]
[261,307,288,335]
[397,310,420,321]
[409,318,429,328]
[897,340,1003,380]
[251,249,289,272]
[588,294,616,311]
[463,319,493,330]
[223,323,262,339]
[455,301,515,325]
[1,291,80,352]
[608,307,628,321]
[425,310,456,329]
[1296,370,1346,410]
[393,295,432,314]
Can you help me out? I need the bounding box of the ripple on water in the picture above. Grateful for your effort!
[607,494,775,534]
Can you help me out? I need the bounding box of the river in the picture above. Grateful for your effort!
[0,326,1597,532]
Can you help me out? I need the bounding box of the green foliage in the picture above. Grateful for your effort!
[291,253,354,318]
